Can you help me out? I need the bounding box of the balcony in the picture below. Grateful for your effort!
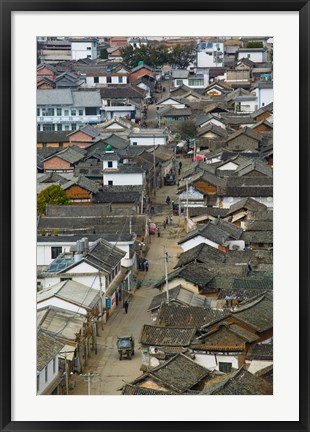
[37,114,102,124]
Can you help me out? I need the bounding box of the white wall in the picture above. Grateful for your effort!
[180,235,219,252]
[221,196,273,209]
[252,87,273,108]
[37,297,88,315]
[237,51,266,62]
[129,136,167,146]
[86,75,127,86]
[103,172,144,186]
[239,99,258,113]
[37,356,60,395]
[197,43,224,67]
[193,353,239,371]
[71,41,97,60]
[103,159,118,169]
[37,244,72,266]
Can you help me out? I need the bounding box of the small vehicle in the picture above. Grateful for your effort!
[164,174,176,186]
[117,336,135,360]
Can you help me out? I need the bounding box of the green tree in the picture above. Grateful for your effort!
[120,44,172,69]
[37,184,71,215]
[173,120,196,142]
[99,48,108,59]
[170,42,197,69]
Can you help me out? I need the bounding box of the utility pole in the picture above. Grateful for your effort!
[186,180,189,233]
[98,271,104,330]
[153,136,156,197]
[164,248,169,302]
[80,372,99,396]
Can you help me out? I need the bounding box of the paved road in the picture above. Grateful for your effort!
[70,155,192,395]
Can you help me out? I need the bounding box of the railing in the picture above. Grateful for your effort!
[37,115,102,123]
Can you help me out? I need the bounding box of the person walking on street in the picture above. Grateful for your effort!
[157,228,160,237]
[170,216,173,225]
[163,220,166,229]
[166,216,169,225]
[145,260,149,272]
[124,300,129,314]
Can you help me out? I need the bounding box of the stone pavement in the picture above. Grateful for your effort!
[70,218,184,395]
[69,155,192,395]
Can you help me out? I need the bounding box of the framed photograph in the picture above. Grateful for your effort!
[2,0,309,430]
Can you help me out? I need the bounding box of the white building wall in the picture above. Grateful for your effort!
[103,172,144,186]
[239,99,258,113]
[197,43,224,67]
[37,357,59,395]
[193,353,239,370]
[180,235,219,252]
[253,88,273,108]
[237,51,266,62]
[71,41,97,61]
[37,297,88,315]
[221,196,273,208]
[129,136,166,146]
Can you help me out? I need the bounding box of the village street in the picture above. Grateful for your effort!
[70,171,188,395]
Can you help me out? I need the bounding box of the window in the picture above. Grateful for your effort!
[87,47,91,50]
[45,366,48,383]
[42,107,54,116]
[247,54,251,58]
[64,125,70,130]
[219,362,232,373]
[176,79,183,86]
[188,79,204,86]
[64,109,69,116]
[71,109,76,116]
[108,161,113,168]
[118,76,123,83]
[43,124,55,131]
[107,76,112,83]
[78,109,83,116]
[87,55,91,59]
[85,107,97,115]
[132,141,137,146]
[108,180,113,186]
[37,108,40,116]
[56,108,62,116]
[51,247,62,259]
[94,77,99,83]
[57,124,62,131]
[53,358,56,374]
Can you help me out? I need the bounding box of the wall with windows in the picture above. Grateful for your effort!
[37,356,60,395]
[71,41,98,60]
[129,136,167,146]
[102,172,144,186]
[85,75,128,86]
[193,353,239,371]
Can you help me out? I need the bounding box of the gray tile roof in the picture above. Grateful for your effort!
[43,147,84,165]
[37,131,71,143]
[154,263,214,290]
[37,330,64,371]
[139,324,196,347]
[175,243,226,268]
[122,384,175,395]
[232,292,273,332]
[157,303,230,329]
[226,197,267,215]
[246,343,273,361]
[148,286,209,311]
[45,204,111,217]
[133,353,210,393]
[62,175,99,194]
[202,367,272,395]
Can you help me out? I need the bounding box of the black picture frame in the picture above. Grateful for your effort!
[1,1,309,431]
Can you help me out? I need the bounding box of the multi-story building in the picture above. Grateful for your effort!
[37,89,102,131]
[70,37,98,61]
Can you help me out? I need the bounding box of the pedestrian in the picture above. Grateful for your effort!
[166,216,169,225]
[157,228,160,237]
[163,220,166,229]
[166,196,171,205]
[124,300,129,314]
[171,200,174,209]
[142,260,146,271]
[145,260,149,272]
[179,161,182,170]
[170,216,173,225]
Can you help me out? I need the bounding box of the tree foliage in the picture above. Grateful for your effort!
[120,42,197,70]
[37,184,71,215]
[172,120,196,142]
[245,41,263,48]
[169,42,197,69]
